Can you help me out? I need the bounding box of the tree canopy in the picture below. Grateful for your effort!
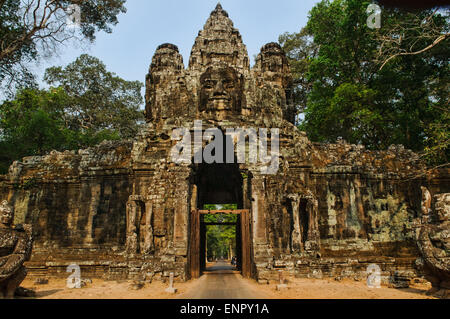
[0,0,127,92]
[44,54,144,138]
[204,213,237,260]
[0,54,143,173]
[280,0,449,165]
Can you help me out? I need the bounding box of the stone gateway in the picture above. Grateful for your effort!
[0,4,448,293]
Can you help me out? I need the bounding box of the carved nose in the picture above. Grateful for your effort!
[213,81,225,96]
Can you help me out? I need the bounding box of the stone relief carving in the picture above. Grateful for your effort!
[415,188,450,297]
[287,190,320,254]
[199,65,244,119]
[0,201,33,298]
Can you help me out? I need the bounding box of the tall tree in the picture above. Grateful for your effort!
[44,54,144,139]
[279,27,318,118]
[0,0,127,92]
[0,55,144,173]
[281,0,448,164]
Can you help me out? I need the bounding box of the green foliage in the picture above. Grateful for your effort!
[203,204,238,210]
[74,0,127,42]
[0,0,127,92]
[0,88,69,172]
[280,0,449,164]
[203,213,238,223]
[202,204,238,260]
[206,223,236,260]
[0,0,38,92]
[424,114,449,166]
[279,28,318,117]
[44,54,144,138]
[0,55,143,174]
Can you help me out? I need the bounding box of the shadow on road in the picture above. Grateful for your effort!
[204,260,239,274]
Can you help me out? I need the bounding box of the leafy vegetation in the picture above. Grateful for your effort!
[280,0,449,165]
[0,55,143,174]
[203,204,238,260]
[206,224,236,261]
[0,0,127,92]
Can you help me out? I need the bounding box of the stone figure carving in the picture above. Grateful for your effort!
[287,194,303,252]
[256,42,291,86]
[126,200,139,254]
[0,200,33,298]
[421,186,432,218]
[253,42,295,123]
[199,65,243,119]
[126,196,155,255]
[287,190,320,254]
[416,188,450,298]
[142,199,154,254]
[305,190,320,251]
[145,43,189,122]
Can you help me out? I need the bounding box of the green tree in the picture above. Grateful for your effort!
[0,88,70,172]
[44,54,144,139]
[0,0,127,92]
[281,0,448,164]
[279,27,318,118]
[0,55,144,173]
[206,224,236,260]
[204,212,237,260]
[301,0,393,148]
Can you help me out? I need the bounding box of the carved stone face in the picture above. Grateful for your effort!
[263,52,284,73]
[0,201,13,227]
[259,43,287,74]
[156,51,179,69]
[199,66,241,116]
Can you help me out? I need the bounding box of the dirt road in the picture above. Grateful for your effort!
[20,260,435,299]
[176,261,269,299]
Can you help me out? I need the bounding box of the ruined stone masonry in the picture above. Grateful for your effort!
[0,4,448,289]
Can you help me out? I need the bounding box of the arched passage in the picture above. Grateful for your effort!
[187,133,252,279]
[196,162,243,209]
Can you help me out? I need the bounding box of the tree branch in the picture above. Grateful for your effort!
[379,33,449,70]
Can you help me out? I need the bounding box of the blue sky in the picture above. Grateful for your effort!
[35,0,320,93]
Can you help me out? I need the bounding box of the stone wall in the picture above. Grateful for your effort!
[0,141,133,279]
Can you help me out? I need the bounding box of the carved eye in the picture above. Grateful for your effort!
[203,81,214,89]
[223,80,234,89]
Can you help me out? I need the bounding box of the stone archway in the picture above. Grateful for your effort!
[187,158,253,279]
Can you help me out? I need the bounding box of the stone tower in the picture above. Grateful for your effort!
[144,3,294,125]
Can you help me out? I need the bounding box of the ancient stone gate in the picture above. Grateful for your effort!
[0,4,448,286]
